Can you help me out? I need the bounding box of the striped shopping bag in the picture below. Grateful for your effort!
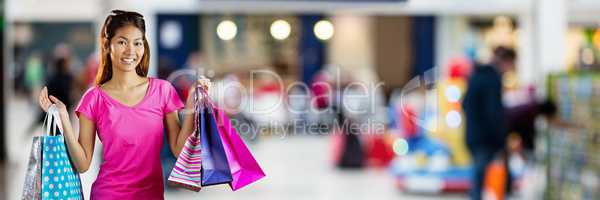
[168,92,203,191]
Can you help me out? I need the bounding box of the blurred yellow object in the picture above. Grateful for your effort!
[432,78,471,167]
[593,28,600,49]
[414,152,428,168]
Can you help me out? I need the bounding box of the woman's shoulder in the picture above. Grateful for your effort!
[77,85,101,106]
[150,77,176,90]
[82,85,101,97]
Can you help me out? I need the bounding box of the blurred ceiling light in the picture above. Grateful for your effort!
[160,21,182,49]
[216,20,237,41]
[270,19,291,40]
[445,110,462,128]
[444,85,461,103]
[314,20,334,41]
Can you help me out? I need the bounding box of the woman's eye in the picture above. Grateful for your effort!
[135,42,143,47]
[118,41,126,45]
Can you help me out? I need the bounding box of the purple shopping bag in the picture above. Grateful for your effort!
[212,107,266,191]
[198,89,233,187]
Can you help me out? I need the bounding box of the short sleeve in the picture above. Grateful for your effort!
[75,87,98,122]
[163,81,185,114]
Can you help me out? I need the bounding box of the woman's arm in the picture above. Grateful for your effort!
[165,79,210,157]
[39,87,96,173]
[165,102,195,157]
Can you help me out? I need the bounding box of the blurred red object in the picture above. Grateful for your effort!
[365,134,395,168]
[448,57,472,78]
[311,73,331,109]
[399,105,417,138]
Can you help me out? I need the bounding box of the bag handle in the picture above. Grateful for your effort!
[42,104,64,136]
[191,85,201,138]
[187,81,210,139]
[195,84,227,128]
[195,84,216,138]
[193,82,211,138]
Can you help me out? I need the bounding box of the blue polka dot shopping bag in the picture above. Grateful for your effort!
[22,105,84,200]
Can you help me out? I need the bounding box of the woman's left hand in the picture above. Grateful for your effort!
[184,78,211,113]
[197,78,211,93]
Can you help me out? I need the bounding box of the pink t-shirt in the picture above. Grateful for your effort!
[75,78,184,200]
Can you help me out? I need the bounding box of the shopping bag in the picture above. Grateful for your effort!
[41,134,84,199]
[23,105,84,199]
[199,89,233,186]
[212,107,266,191]
[22,136,43,200]
[167,98,203,191]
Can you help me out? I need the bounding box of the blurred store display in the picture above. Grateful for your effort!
[543,72,600,199]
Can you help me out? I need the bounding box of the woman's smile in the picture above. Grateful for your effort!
[119,56,137,65]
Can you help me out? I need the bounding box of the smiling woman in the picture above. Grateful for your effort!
[36,10,211,200]
[97,10,150,85]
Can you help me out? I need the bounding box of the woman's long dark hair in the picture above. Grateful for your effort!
[96,10,150,85]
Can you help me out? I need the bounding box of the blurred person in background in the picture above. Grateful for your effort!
[331,72,367,169]
[462,46,515,200]
[24,52,44,104]
[26,55,75,135]
[47,57,75,111]
[36,10,210,199]
[506,99,557,159]
[332,105,365,169]
[82,52,100,87]
[503,98,556,195]
[309,69,335,134]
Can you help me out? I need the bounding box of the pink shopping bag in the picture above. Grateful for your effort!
[212,107,266,191]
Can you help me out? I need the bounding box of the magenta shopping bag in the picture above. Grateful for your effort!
[212,107,266,191]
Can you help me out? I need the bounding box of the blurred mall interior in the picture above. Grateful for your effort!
[1,0,600,199]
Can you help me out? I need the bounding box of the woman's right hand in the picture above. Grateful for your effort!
[38,86,69,117]
[38,86,53,112]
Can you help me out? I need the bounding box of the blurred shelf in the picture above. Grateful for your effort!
[543,72,600,199]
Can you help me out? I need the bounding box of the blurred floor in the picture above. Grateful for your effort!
[2,96,467,200]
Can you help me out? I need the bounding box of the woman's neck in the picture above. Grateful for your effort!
[107,69,146,90]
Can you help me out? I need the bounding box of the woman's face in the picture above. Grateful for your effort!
[109,25,145,73]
